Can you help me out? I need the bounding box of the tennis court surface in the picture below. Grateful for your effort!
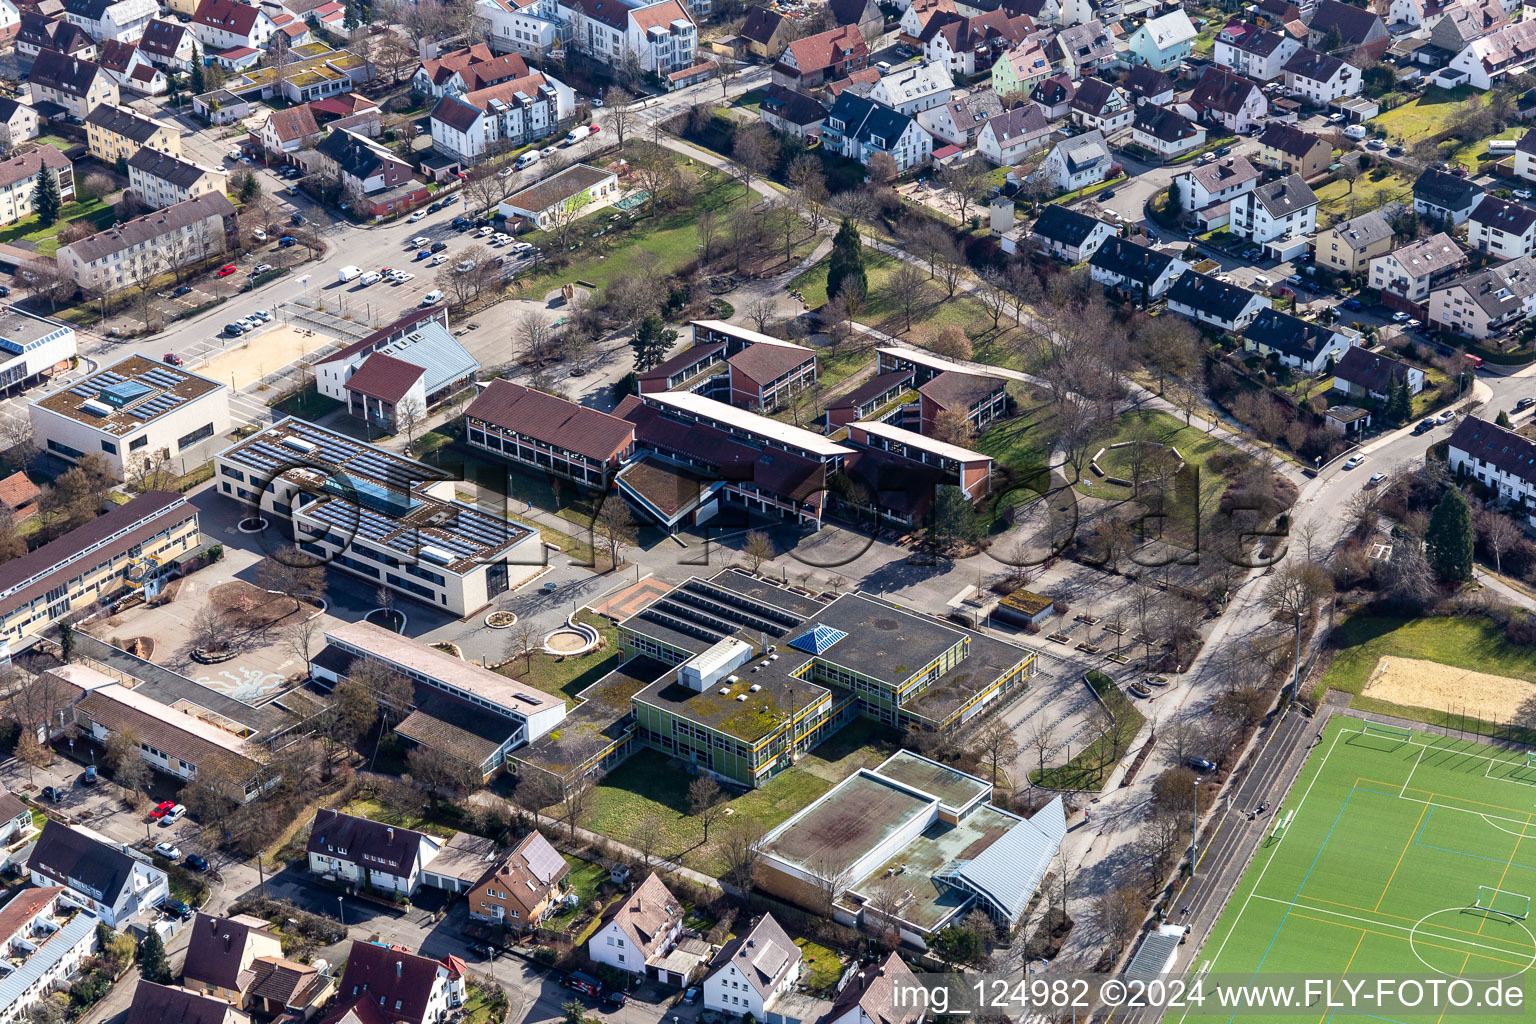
[1187,716,1536,1024]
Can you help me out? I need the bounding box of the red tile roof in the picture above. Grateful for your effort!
[785,24,866,74]
[465,379,635,462]
[727,342,815,386]
[344,352,425,403]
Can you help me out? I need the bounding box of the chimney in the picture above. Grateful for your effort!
[387,827,394,843]
[210,917,220,934]
[224,934,232,953]
[396,961,403,979]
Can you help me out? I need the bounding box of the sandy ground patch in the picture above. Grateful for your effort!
[1362,656,1536,721]
[193,322,333,389]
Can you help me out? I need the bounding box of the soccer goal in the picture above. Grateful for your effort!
[1359,721,1413,745]
[1476,886,1531,921]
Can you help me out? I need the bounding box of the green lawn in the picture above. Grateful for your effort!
[461,984,507,1024]
[1314,171,1413,227]
[0,198,119,258]
[575,719,893,876]
[341,797,455,838]
[1029,673,1145,791]
[1193,717,1536,1023]
[1370,85,1484,142]
[269,385,344,419]
[539,853,611,932]
[1077,409,1240,503]
[33,135,74,152]
[976,387,1058,478]
[1448,125,1523,171]
[495,610,619,701]
[794,938,845,995]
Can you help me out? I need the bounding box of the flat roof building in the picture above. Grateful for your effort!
[30,352,228,480]
[0,307,75,399]
[845,420,993,499]
[214,418,544,616]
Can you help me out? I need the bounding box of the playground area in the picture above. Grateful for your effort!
[194,322,335,390]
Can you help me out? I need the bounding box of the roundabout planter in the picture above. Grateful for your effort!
[192,647,239,664]
[366,608,407,633]
[485,611,518,629]
[238,517,269,534]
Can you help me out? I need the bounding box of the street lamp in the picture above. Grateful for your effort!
[337,896,345,926]
[1190,779,1199,884]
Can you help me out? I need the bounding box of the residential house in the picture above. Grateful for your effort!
[182,914,284,1008]
[1037,129,1112,190]
[728,342,818,412]
[1123,65,1175,104]
[15,13,95,59]
[62,0,154,42]
[0,147,73,229]
[1046,20,1113,78]
[1281,47,1360,103]
[1314,210,1392,275]
[1214,20,1300,81]
[920,10,1034,75]
[819,953,925,1024]
[759,84,827,139]
[1131,103,1205,158]
[588,873,686,980]
[824,370,915,429]
[1242,307,1356,372]
[1447,416,1536,519]
[428,71,575,165]
[0,0,18,43]
[1029,72,1073,116]
[1231,173,1317,245]
[0,472,41,523]
[137,18,196,69]
[1167,270,1269,331]
[1428,256,1536,338]
[1030,204,1116,261]
[1306,0,1389,62]
[1516,128,1536,184]
[976,103,1050,163]
[1469,193,1536,259]
[127,149,227,209]
[898,0,955,44]
[0,885,98,1024]
[1126,9,1195,69]
[311,129,414,197]
[128,984,250,1024]
[411,44,530,98]
[868,60,954,115]
[821,92,934,171]
[1255,121,1331,177]
[497,163,618,229]
[739,5,790,58]
[703,915,802,1020]
[0,98,39,148]
[465,831,570,929]
[1428,0,1508,53]
[1172,154,1260,222]
[28,820,169,927]
[1331,345,1424,401]
[918,370,1007,432]
[306,809,444,896]
[190,0,277,51]
[1189,65,1268,132]
[474,0,561,61]
[1389,0,1445,29]
[1068,77,1132,133]
[260,104,322,156]
[918,89,1002,147]
[1414,166,1482,225]
[830,0,884,40]
[773,25,867,89]
[85,105,180,163]
[989,39,1052,98]
[1089,236,1190,300]
[1447,19,1536,90]
[27,51,118,119]
[325,941,464,1024]
[96,39,167,94]
[1369,232,1468,312]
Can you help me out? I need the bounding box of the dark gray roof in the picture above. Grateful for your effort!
[1333,346,1414,392]
[1190,66,1262,116]
[128,148,216,189]
[760,83,826,125]
[1168,270,1262,320]
[1308,0,1384,44]
[1251,173,1318,217]
[62,192,234,264]
[429,93,480,133]
[28,50,105,97]
[1031,204,1108,246]
[826,91,915,150]
[1327,210,1392,248]
[740,5,785,44]
[1134,102,1200,142]
[1449,416,1536,480]
[139,19,189,59]
[1069,76,1122,115]
[1258,121,1326,158]
[1242,307,1339,360]
[1414,166,1482,209]
[28,820,140,908]
[1436,256,1536,319]
[85,104,167,142]
[1089,236,1176,285]
[1471,193,1536,235]
[1124,65,1173,99]
[306,808,432,877]
[62,0,115,20]
[1282,45,1346,81]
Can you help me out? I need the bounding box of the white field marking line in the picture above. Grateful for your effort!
[1401,743,1426,798]
[1388,790,1536,832]
[1248,894,1536,960]
[1482,814,1536,839]
[1185,722,1349,1015]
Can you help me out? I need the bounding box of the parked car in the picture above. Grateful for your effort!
[416,249,432,261]
[252,229,267,242]
[428,201,445,213]
[452,216,471,230]
[1343,455,1363,470]
[41,786,61,801]
[408,210,426,222]
[1391,310,1410,322]
[467,942,494,957]
[252,309,272,322]
[279,236,298,247]
[224,323,246,336]
[1343,298,1363,311]
[422,290,443,305]
[409,235,430,248]
[430,241,449,252]
[359,271,382,286]
[149,801,176,819]
[215,264,237,277]
[185,854,209,872]
[291,212,306,225]
[1516,189,1534,200]
[82,765,97,785]
[455,259,477,273]
[604,993,627,1008]
[1517,397,1535,411]
[1187,757,1218,773]
[1413,418,1436,434]
[163,353,183,365]
[162,898,192,918]
[153,841,182,859]
[252,263,273,275]
[162,804,186,825]
[1366,472,1386,488]
[1436,410,1456,424]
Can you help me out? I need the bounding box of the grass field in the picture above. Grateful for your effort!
[1370,85,1484,141]
[1077,409,1238,503]
[1190,716,1536,1023]
[1314,171,1413,227]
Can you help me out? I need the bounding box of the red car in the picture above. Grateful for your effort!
[215,264,237,277]
[163,353,183,366]
[149,801,176,819]
[589,123,601,132]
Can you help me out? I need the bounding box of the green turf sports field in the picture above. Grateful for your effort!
[1185,716,1536,1023]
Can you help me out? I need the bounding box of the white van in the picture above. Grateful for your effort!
[359,271,382,286]
[337,265,362,282]
[516,150,542,170]
[422,290,443,306]
[564,124,592,146]
[1253,274,1272,291]
[1342,124,1366,140]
